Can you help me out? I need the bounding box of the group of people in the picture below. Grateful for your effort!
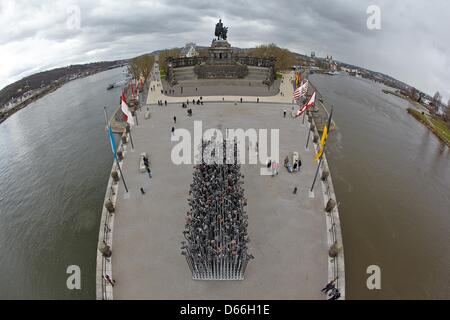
[157,100,167,106]
[266,159,280,176]
[181,102,194,116]
[321,277,341,300]
[284,155,302,173]
[181,139,254,279]
[162,89,176,95]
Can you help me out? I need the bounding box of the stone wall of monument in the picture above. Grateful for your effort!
[166,55,276,85]
[194,64,249,79]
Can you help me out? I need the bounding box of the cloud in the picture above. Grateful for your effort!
[0,0,449,101]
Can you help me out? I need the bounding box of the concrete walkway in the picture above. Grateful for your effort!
[111,101,328,299]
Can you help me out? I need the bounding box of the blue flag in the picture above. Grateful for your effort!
[108,125,118,161]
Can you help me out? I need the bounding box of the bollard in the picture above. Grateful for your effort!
[328,242,341,258]
[111,170,120,182]
[325,198,336,212]
[99,243,112,258]
[117,150,123,161]
[321,170,329,181]
[105,200,115,213]
[313,134,319,143]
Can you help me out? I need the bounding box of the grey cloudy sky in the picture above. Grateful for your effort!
[1,0,449,100]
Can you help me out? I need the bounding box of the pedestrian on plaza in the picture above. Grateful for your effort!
[267,159,271,169]
[171,126,175,135]
[321,278,337,294]
[173,116,177,124]
[284,155,289,167]
[240,97,243,103]
[140,187,146,195]
[293,161,298,171]
[283,109,287,118]
[143,156,149,168]
[165,100,167,106]
[329,289,341,300]
[293,187,298,194]
[104,274,116,287]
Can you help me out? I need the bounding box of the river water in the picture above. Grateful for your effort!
[0,67,126,299]
[0,69,448,299]
[310,74,450,299]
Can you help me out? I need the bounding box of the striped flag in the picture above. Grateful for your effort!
[121,91,134,125]
[293,80,309,102]
[296,91,316,117]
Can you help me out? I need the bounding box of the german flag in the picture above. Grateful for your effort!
[314,108,333,161]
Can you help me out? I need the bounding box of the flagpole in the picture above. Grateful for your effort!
[310,106,333,192]
[104,107,129,193]
[305,123,311,149]
[302,104,306,124]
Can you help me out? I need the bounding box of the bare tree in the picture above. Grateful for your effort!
[127,55,155,82]
[430,91,442,114]
[446,98,450,123]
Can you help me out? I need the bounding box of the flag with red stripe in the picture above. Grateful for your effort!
[121,91,134,125]
[296,91,316,117]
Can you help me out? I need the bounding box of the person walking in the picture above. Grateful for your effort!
[293,187,298,194]
[140,187,146,195]
[328,288,341,300]
[321,278,337,294]
[143,155,149,168]
[173,116,177,124]
[164,100,167,106]
[283,109,287,118]
[284,155,289,167]
[104,274,116,287]
[171,126,175,135]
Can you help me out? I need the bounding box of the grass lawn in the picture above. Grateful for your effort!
[429,116,450,144]
[408,108,450,145]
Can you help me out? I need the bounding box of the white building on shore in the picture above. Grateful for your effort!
[180,42,199,58]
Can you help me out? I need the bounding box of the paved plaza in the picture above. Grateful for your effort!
[111,101,328,299]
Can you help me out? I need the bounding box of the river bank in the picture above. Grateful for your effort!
[407,108,450,146]
[0,67,126,299]
[0,66,125,125]
[310,73,450,299]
